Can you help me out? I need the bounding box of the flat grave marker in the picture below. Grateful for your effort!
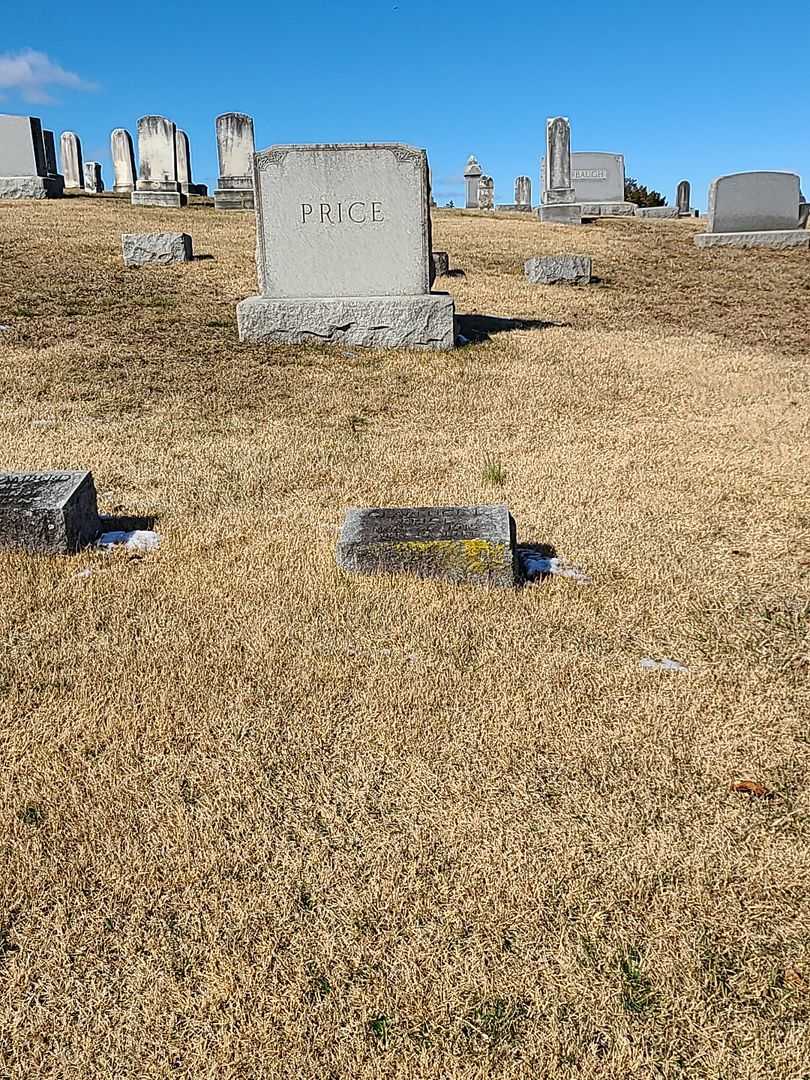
[0,471,99,554]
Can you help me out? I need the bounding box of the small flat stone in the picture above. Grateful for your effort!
[524,254,592,285]
[635,206,678,218]
[0,470,99,554]
[122,232,193,266]
[336,504,517,587]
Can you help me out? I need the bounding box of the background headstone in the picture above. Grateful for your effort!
[539,117,581,224]
[111,128,137,193]
[525,254,592,284]
[677,179,691,216]
[60,131,83,191]
[214,113,256,210]
[42,130,58,176]
[237,142,455,350]
[478,175,494,210]
[0,471,99,554]
[566,152,636,216]
[336,504,518,587]
[0,115,63,198]
[515,175,532,209]
[131,116,186,208]
[175,129,207,196]
[464,155,482,209]
[432,250,449,276]
[83,161,103,194]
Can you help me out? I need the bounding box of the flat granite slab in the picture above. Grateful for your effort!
[237,293,455,350]
[525,254,592,284]
[580,202,636,217]
[131,191,187,209]
[122,232,193,266]
[694,229,810,249]
[336,504,518,587]
[0,470,99,553]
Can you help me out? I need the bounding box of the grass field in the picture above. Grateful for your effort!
[0,196,809,1078]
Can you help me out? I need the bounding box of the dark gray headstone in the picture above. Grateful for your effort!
[0,471,99,554]
[336,504,517,587]
[432,250,449,277]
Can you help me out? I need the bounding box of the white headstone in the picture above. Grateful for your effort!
[570,152,625,203]
[515,175,532,208]
[131,116,185,208]
[236,142,454,350]
[214,113,255,210]
[539,117,581,224]
[478,175,494,210]
[175,129,206,196]
[111,128,136,193]
[464,154,482,209]
[60,131,83,190]
[83,161,103,194]
[695,171,808,248]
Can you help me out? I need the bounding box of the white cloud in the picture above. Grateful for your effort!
[0,48,97,105]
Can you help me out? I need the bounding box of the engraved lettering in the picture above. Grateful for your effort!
[320,203,333,224]
[348,202,366,223]
[371,202,383,222]
[301,203,313,223]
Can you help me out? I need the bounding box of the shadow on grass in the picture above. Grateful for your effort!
[97,513,158,534]
[193,254,215,261]
[516,543,558,584]
[456,313,566,343]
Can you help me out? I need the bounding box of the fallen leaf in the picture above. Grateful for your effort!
[731,779,772,798]
[784,966,810,992]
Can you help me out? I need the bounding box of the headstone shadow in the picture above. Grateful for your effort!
[456,313,566,343]
[98,512,157,534]
[516,542,559,584]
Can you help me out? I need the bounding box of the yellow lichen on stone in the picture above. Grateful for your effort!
[392,539,507,574]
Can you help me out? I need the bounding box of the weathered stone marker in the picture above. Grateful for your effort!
[83,161,103,193]
[175,129,207,195]
[525,254,592,284]
[0,115,63,199]
[432,250,449,276]
[60,131,84,190]
[677,179,691,216]
[695,171,810,249]
[131,116,186,208]
[336,504,517,587]
[464,154,482,209]
[568,152,635,217]
[539,117,581,224]
[111,128,137,193]
[478,175,494,210]
[214,113,256,210]
[237,142,455,350]
[515,175,532,210]
[0,471,99,554]
[635,205,678,218]
[122,232,193,266]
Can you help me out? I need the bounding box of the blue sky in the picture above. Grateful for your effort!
[1,2,807,208]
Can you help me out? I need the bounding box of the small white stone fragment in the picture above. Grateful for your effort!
[97,529,160,552]
[639,657,689,672]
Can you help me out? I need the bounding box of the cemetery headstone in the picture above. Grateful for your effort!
[214,113,256,210]
[478,175,494,210]
[175,129,207,195]
[83,161,103,194]
[42,130,58,176]
[131,116,186,208]
[464,154,482,209]
[539,117,581,224]
[122,232,193,266]
[0,114,63,198]
[237,142,455,350]
[111,128,137,193]
[0,470,99,554]
[677,179,691,216]
[432,250,449,276]
[695,171,810,248]
[336,504,518,587]
[515,175,532,210]
[60,131,84,191]
[567,152,635,216]
[525,254,592,284]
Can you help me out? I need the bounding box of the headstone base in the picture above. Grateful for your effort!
[214,188,255,210]
[496,203,533,212]
[180,183,208,196]
[336,504,518,587]
[0,175,64,199]
[580,202,637,217]
[131,190,187,208]
[237,293,456,351]
[538,204,582,224]
[694,229,810,250]
[636,206,679,219]
[113,183,135,194]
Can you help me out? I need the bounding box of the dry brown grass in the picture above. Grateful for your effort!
[0,197,809,1079]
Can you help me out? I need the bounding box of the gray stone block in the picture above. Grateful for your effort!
[214,188,255,210]
[580,201,636,217]
[635,206,678,218]
[131,190,187,208]
[336,504,518,587]
[122,232,193,266]
[431,250,449,277]
[496,204,533,212]
[525,254,592,284]
[694,229,810,249]
[0,471,99,554]
[538,204,582,224]
[0,175,63,199]
[237,293,455,350]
